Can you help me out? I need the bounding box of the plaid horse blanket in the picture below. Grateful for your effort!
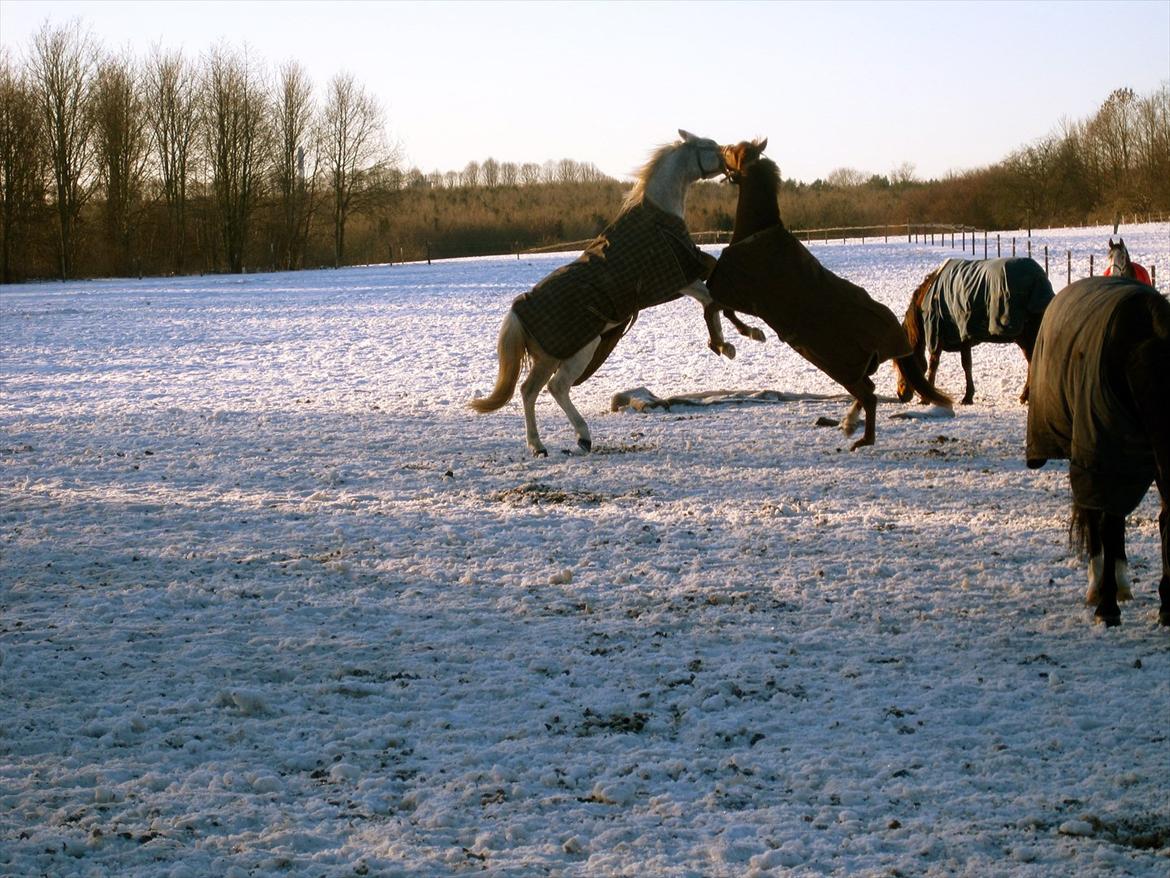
[511,199,710,370]
[1026,276,1161,515]
[922,257,1054,352]
[708,225,910,388]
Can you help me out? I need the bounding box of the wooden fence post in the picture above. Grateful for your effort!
[997,234,1001,257]
[984,231,988,259]
[1067,250,1071,285]
[426,242,432,265]
[1090,253,1094,276]
[1012,238,1016,257]
[1044,245,1048,275]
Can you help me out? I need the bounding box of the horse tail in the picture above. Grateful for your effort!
[892,350,953,410]
[470,311,528,413]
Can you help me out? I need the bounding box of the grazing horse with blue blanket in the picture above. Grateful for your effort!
[898,257,1054,405]
[1027,275,1170,627]
[471,131,732,457]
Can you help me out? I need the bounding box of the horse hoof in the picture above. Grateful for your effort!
[1159,609,1170,627]
[531,447,548,458]
[1094,607,1121,627]
[750,329,766,342]
[578,439,592,454]
[722,343,737,360]
[849,438,874,451]
[960,397,974,406]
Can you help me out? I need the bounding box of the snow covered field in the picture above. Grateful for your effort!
[2,223,1167,877]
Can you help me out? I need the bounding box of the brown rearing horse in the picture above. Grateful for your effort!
[704,139,952,449]
[897,257,1053,406]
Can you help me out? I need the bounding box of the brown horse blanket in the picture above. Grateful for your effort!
[1026,276,1159,515]
[922,257,1054,352]
[707,225,910,388]
[511,198,710,370]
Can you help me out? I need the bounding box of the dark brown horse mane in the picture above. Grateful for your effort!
[743,157,785,227]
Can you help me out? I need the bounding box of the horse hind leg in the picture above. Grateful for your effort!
[546,337,601,454]
[519,354,559,457]
[1085,511,1127,627]
[959,344,975,405]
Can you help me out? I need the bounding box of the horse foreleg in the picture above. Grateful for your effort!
[726,309,766,343]
[519,355,559,457]
[546,339,601,454]
[686,280,736,359]
[959,344,975,405]
[701,302,736,359]
[926,348,942,403]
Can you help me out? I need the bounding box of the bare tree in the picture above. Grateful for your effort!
[481,157,499,188]
[29,19,97,279]
[321,71,387,267]
[1133,83,1170,205]
[1097,87,1138,187]
[826,167,867,188]
[0,51,46,282]
[203,44,268,273]
[519,162,541,186]
[145,46,197,272]
[92,50,149,275]
[272,60,318,270]
[460,159,480,188]
[889,161,917,186]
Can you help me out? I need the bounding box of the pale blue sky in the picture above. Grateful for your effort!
[2,0,1168,183]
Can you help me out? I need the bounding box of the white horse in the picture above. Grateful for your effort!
[471,130,732,457]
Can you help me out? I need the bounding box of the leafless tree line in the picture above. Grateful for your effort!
[1,20,396,281]
[998,85,1170,225]
[396,157,611,190]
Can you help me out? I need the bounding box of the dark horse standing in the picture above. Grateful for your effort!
[704,139,951,449]
[899,257,1054,406]
[1026,275,1170,627]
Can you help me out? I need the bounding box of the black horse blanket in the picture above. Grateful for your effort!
[707,225,910,388]
[922,257,1054,352]
[1026,276,1160,515]
[511,198,710,370]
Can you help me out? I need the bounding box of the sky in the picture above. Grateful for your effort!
[2,0,1168,184]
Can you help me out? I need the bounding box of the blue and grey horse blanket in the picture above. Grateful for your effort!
[511,198,711,371]
[922,257,1054,353]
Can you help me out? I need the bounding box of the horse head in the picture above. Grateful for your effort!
[1106,237,1131,276]
[721,138,768,183]
[678,129,727,181]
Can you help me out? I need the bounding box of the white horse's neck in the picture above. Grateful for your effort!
[643,147,696,219]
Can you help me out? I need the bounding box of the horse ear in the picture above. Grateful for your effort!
[678,129,696,143]
[1108,238,1115,247]
[757,137,768,153]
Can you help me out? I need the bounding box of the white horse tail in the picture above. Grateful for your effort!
[470,311,528,413]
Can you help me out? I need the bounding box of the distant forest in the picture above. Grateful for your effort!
[2,20,1168,282]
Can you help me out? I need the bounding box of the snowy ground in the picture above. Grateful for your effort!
[1,223,1167,877]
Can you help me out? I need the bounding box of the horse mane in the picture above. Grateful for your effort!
[622,141,680,212]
